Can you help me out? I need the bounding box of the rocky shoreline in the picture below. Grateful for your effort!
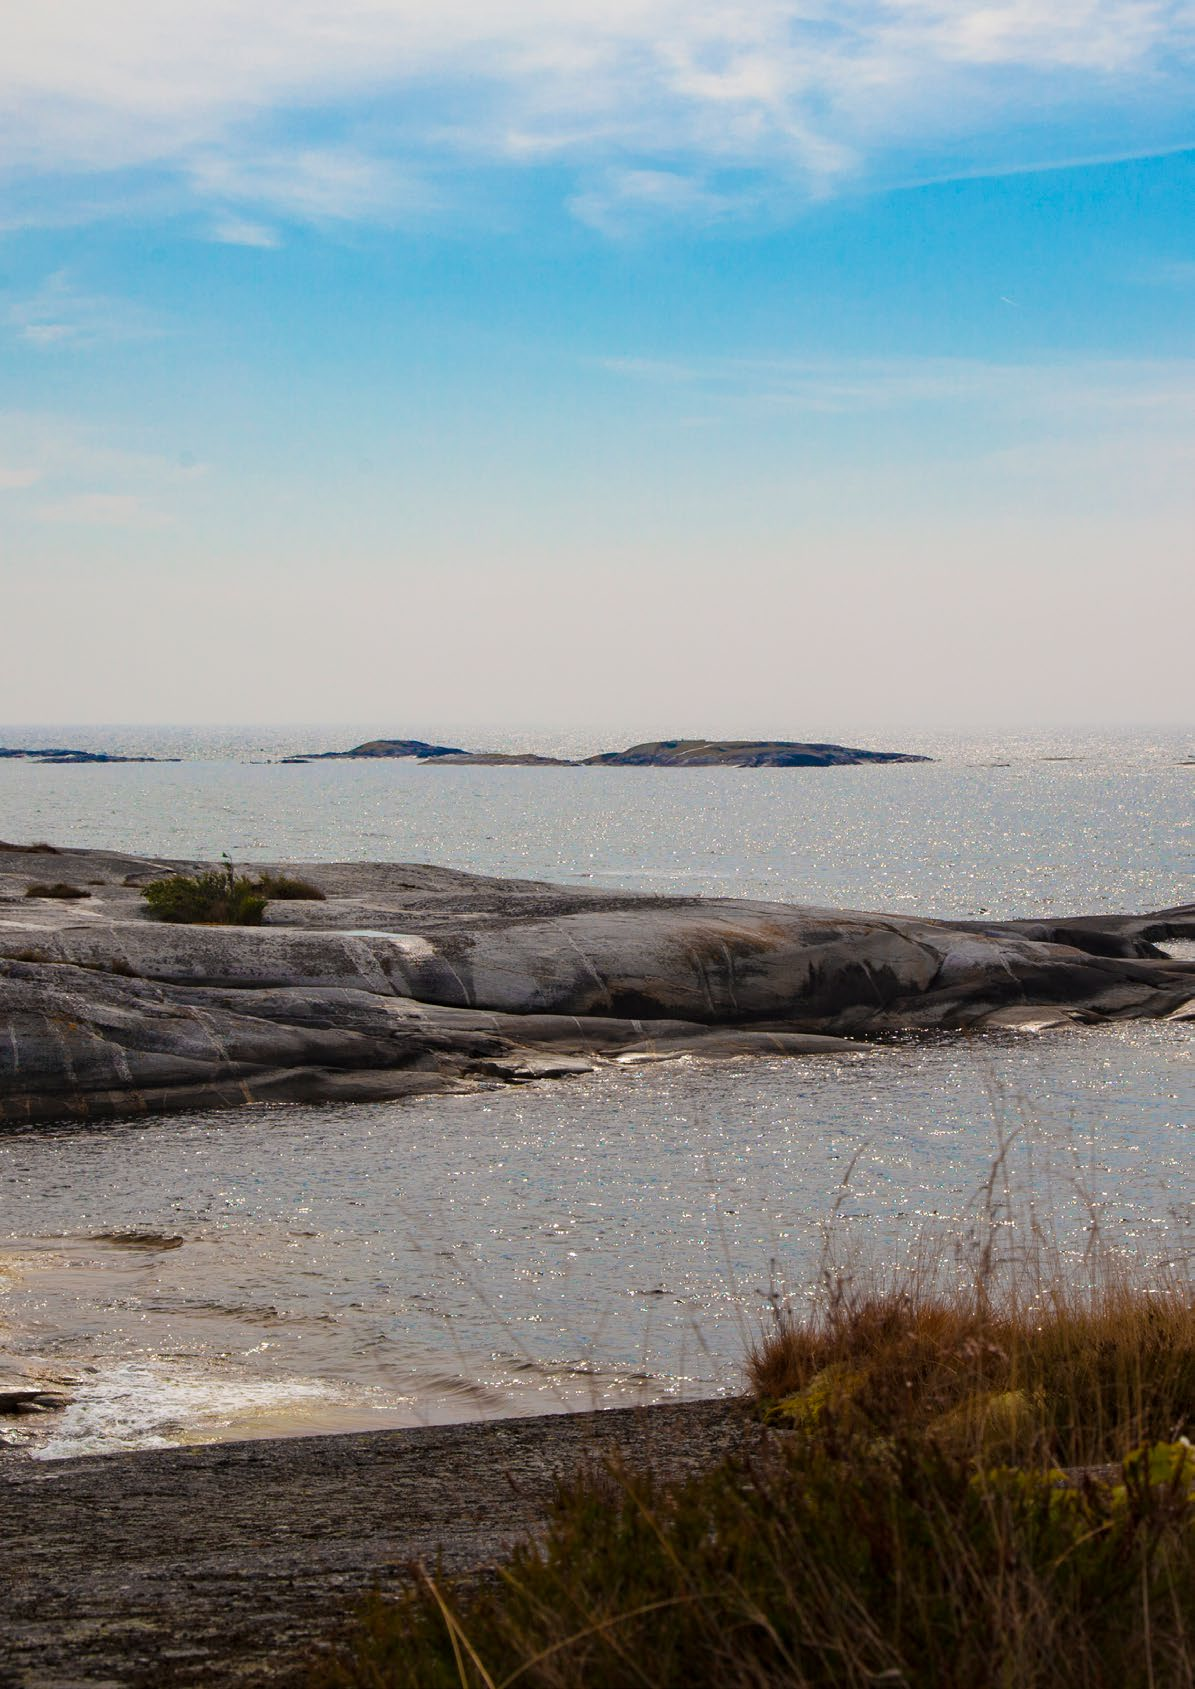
[0,746,178,765]
[0,1396,764,1686]
[1,843,1192,1124]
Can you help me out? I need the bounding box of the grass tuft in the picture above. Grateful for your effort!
[253,872,326,901]
[141,860,327,924]
[749,1281,1195,1469]
[23,882,91,900]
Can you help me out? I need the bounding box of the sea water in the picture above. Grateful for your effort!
[0,724,1191,1455]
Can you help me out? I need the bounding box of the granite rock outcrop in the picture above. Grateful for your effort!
[1,844,1191,1123]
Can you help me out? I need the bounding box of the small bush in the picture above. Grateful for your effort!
[254,872,326,901]
[141,864,267,927]
[23,882,90,900]
[1,840,60,854]
[140,859,327,923]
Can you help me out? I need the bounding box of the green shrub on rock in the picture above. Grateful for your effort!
[141,864,268,927]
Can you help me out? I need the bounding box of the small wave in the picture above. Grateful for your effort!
[143,1297,337,1325]
[27,1362,347,1460]
[417,1372,508,1409]
[506,1356,657,1385]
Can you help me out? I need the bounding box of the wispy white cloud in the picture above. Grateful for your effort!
[0,465,41,489]
[0,412,201,478]
[595,352,1195,528]
[568,167,758,235]
[208,216,281,248]
[600,351,1195,423]
[0,2,1190,231]
[885,138,1195,196]
[5,270,160,348]
[189,146,431,224]
[0,411,205,534]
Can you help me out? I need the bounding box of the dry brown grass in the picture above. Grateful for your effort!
[312,1271,1195,1688]
[748,1279,1195,1467]
[253,872,326,901]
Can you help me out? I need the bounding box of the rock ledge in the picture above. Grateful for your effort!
[1,843,1191,1123]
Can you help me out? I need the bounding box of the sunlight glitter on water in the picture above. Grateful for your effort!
[2,1023,1191,1456]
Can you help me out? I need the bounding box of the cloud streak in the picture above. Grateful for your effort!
[0,411,205,535]
[1,2,1191,230]
[208,216,281,249]
[5,271,160,348]
[34,490,166,527]
[189,146,432,224]
[599,351,1195,498]
[600,351,1195,419]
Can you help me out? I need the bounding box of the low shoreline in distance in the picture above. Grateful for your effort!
[0,747,180,765]
[280,737,934,767]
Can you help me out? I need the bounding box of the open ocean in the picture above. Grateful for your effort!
[1,723,1191,1456]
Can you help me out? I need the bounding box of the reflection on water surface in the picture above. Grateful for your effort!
[2,1023,1190,1456]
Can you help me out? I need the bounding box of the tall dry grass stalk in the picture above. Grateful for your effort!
[746,1099,1195,1469]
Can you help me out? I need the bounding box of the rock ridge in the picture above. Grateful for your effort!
[0,843,1191,1124]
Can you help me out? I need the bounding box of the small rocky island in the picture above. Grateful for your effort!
[581,739,928,767]
[1,842,1190,1123]
[282,737,931,767]
[0,746,177,765]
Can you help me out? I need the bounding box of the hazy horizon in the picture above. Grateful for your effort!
[1,719,1191,741]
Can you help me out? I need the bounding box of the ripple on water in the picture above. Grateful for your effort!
[1,1018,1191,1456]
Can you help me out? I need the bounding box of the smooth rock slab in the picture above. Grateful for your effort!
[0,844,1191,1123]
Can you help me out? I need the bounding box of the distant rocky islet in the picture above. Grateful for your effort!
[0,736,929,769]
[0,748,178,765]
[280,737,932,767]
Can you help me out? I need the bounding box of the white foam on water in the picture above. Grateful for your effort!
[27,1362,349,1460]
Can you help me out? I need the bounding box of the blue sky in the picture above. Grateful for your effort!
[2,2,1193,726]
